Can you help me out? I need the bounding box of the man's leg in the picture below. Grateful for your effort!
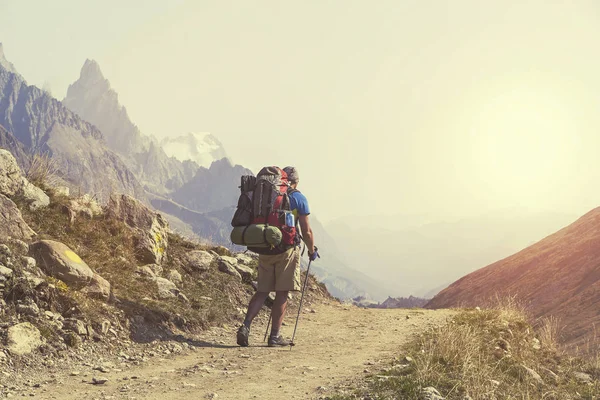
[269,291,289,338]
[243,291,270,328]
[268,248,300,346]
[238,255,274,347]
[237,291,269,347]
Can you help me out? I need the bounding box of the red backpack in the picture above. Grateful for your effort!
[231,166,300,254]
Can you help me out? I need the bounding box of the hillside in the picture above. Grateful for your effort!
[0,148,330,394]
[332,301,600,399]
[427,207,600,349]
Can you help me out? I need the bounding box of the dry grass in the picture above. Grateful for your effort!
[537,316,562,355]
[14,192,248,341]
[333,297,600,400]
[11,190,331,344]
[26,152,61,189]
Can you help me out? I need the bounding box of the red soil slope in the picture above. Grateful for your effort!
[426,207,600,348]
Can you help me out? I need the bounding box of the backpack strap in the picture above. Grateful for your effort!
[286,188,305,250]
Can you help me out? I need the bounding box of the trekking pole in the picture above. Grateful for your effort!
[264,263,277,342]
[263,314,271,342]
[289,259,313,350]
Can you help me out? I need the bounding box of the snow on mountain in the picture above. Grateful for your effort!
[161,132,228,168]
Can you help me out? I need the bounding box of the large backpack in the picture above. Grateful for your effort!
[231,166,300,254]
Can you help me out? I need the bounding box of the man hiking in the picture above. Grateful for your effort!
[236,166,319,347]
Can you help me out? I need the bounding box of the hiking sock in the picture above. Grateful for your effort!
[270,327,280,338]
[243,319,252,330]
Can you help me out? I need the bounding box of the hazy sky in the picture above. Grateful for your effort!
[2,1,600,222]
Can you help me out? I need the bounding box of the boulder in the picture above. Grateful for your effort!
[0,194,36,241]
[21,256,37,271]
[16,301,40,316]
[155,277,178,299]
[81,273,111,301]
[0,265,13,278]
[0,149,23,197]
[219,255,238,265]
[136,265,156,278]
[6,322,43,355]
[213,245,231,256]
[63,318,87,335]
[20,178,49,210]
[185,250,215,271]
[235,253,256,266]
[30,240,94,287]
[234,263,255,281]
[0,150,49,210]
[217,256,242,280]
[106,194,169,265]
[167,269,183,285]
[23,273,45,288]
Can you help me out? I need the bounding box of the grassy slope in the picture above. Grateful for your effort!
[332,299,600,400]
[8,189,329,344]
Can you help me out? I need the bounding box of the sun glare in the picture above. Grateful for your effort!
[469,87,578,198]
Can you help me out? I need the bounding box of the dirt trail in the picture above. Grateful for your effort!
[33,303,454,400]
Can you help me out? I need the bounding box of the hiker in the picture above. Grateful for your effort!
[236,166,319,347]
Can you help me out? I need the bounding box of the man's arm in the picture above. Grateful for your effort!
[298,214,315,255]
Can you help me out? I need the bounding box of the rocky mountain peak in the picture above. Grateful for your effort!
[63,60,204,194]
[64,59,143,154]
[0,43,18,74]
[73,59,110,92]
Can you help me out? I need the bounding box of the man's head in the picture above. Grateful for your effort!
[283,166,299,187]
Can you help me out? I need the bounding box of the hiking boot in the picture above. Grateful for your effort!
[268,335,292,347]
[237,325,249,347]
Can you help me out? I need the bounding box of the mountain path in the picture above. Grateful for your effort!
[33,303,455,400]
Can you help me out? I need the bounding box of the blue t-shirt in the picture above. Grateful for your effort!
[289,190,310,218]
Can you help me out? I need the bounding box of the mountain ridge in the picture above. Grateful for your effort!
[63,59,200,195]
[426,207,600,348]
[0,56,145,201]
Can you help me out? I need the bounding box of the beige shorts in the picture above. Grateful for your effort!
[257,247,301,292]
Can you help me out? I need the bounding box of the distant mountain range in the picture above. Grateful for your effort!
[427,208,600,349]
